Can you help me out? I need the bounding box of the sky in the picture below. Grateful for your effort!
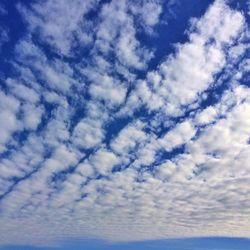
[0,0,250,249]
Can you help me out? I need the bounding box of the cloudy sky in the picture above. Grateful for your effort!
[0,0,250,249]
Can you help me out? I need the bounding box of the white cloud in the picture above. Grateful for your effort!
[15,39,78,93]
[121,0,244,117]
[90,149,120,175]
[88,73,127,107]
[72,118,105,149]
[95,0,155,69]
[0,4,8,48]
[111,121,147,155]
[159,120,196,151]
[139,1,162,27]
[116,24,153,69]
[194,106,218,126]
[0,91,20,152]
[18,0,97,56]
[248,0,250,16]
[0,27,8,50]
[1,0,250,247]
[21,104,44,130]
[6,78,40,103]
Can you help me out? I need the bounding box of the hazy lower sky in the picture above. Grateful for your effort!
[0,0,250,249]
[1,238,250,250]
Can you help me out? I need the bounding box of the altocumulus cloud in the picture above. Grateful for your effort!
[0,0,250,247]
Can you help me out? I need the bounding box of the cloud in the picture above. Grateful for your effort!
[0,27,8,50]
[18,0,98,56]
[88,73,127,107]
[90,149,120,175]
[0,0,250,247]
[0,91,20,152]
[72,118,105,150]
[120,0,244,117]
[159,120,196,151]
[0,4,8,49]
[94,0,155,70]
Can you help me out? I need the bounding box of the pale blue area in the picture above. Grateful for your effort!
[1,238,250,250]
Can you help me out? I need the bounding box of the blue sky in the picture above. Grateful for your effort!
[1,238,250,250]
[0,0,250,249]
